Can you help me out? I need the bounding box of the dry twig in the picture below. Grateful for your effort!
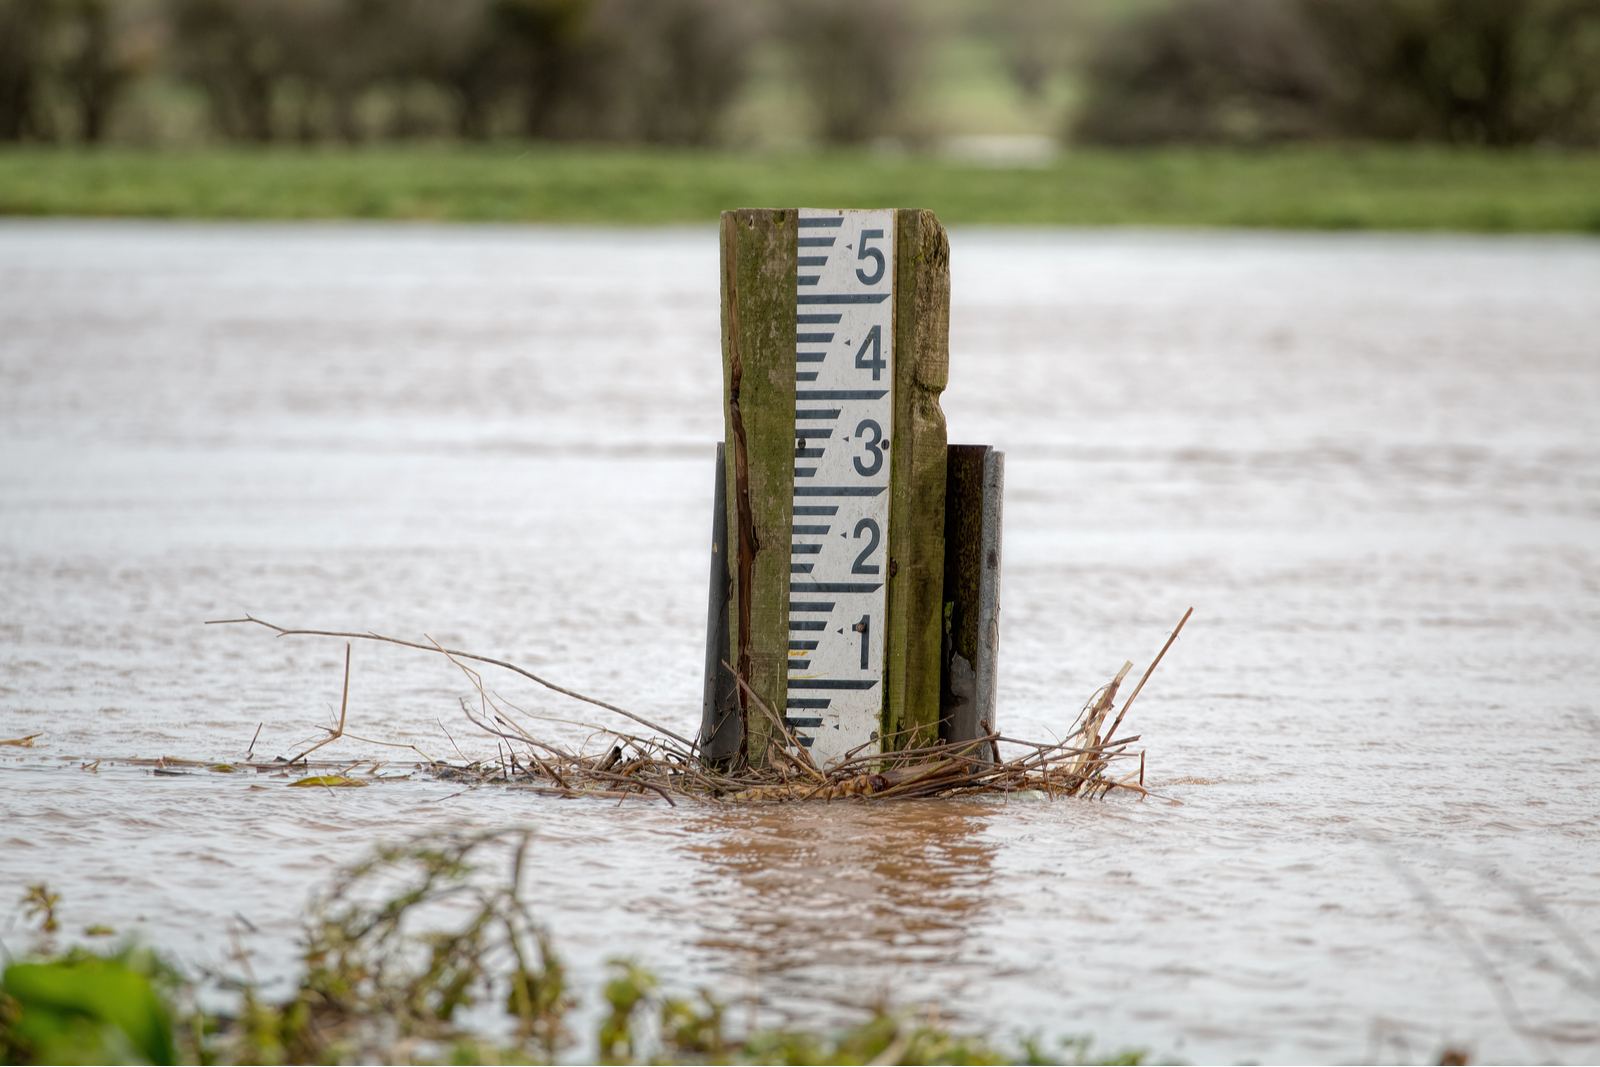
[208,609,1192,806]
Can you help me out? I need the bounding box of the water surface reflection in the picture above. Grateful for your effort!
[687,800,997,1018]
[2,222,1598,1063]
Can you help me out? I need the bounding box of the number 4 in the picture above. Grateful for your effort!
[853,325,884,381]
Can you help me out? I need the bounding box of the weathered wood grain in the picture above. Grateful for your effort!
[720,209,797,766]
[884,208,950,751]
[718,207,950,765]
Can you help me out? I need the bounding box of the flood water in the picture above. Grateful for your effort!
[2,221,1598,1063]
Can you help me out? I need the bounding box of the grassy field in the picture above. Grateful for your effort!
[1,145,1598,231]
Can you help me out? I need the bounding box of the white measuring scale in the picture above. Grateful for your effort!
[785,208,895,766]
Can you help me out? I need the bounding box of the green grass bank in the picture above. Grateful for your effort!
[2,834,1150,1065]
[1,145,1598,231]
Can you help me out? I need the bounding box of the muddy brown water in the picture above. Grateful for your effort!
[2,222,1598,1063]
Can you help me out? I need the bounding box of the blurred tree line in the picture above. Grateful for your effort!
[1074,0,1600,147]
[0,0,918,145]
[1,0,1597,148]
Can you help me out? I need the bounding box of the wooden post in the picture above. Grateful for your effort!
[720,210,797,767]
[716,208,950,768]
[885,209,950,752]
[700,443,741,763]
[940,445,1004,750]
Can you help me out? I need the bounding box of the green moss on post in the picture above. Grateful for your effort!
[884,209,950,751]
[720,209,797,767]
[718,207,949,766]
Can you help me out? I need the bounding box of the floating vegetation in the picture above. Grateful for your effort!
[200,609,1191,807]
[286,775,367,789]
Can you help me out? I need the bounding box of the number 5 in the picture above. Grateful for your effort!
[856,228,885,286]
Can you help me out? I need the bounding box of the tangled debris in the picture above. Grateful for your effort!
[201,609,1192,806]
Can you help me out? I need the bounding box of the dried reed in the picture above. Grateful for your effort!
[204,609,1192,805]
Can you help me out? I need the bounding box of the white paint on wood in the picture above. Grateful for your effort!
[787,208,895,768]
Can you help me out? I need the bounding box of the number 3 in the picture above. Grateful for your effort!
[853,418,884,476]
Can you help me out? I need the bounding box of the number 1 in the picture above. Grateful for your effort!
[852,614,870,669]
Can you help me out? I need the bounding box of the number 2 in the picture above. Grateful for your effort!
[851,517,880,574]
